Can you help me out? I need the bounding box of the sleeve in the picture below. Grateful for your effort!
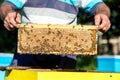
[3,0,26,9]
[80,0,105,16]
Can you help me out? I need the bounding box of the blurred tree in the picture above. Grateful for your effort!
[103,0,120,37]
[0,19,17,53]
[100,0,120,55]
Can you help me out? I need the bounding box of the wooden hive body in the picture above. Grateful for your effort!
[17,24,97,55]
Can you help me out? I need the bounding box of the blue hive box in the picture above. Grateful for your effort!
[0,53,13,80]
[97,55,120,72]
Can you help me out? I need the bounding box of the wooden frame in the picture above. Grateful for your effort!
[17,24,97,55]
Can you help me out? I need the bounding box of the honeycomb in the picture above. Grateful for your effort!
[17,24,97,55]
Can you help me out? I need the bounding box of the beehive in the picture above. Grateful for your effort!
[17,24,97,55]
[6,69,120,80]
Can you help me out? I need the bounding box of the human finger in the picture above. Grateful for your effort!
[16,13,21,23]
[4,20,15,31]
[3,11,18,30]
[94,15,101,26]
[99,15,111,32]
[15,13,22,28]
[8,12,19,28]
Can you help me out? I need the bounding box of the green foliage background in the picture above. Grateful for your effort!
[0,0,120,70]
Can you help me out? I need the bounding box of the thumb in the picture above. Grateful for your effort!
[16,13,21,24]
[94,15,101,26]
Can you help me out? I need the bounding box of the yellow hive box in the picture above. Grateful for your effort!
[6,69,120,80]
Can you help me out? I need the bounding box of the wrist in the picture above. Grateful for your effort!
[0,4,15,20]
[96,5,110,18]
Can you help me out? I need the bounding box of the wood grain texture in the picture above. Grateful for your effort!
[17,24,97,55]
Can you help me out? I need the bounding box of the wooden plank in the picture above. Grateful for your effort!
[0,66,96,72]
[17,24,97,55]
[0,66,32,70]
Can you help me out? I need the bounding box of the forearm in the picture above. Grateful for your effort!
[0,3,15,20]
[96,4,110,18]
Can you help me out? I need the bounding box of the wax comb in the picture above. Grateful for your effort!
[17,24,97,55]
